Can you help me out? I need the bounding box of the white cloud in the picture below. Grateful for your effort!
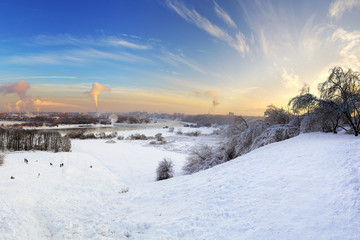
[6,49,151,65]
[34,34,151,50]
[331,27,360,69]
[299,15,328,60]
[166,0,249,56]
[214,1,237,28]
[259,29,270,57]
[282,68,301,89]
[108,39,150,50]
[329,0,360,19]
[9,55,60,65]
[158,51,207,74]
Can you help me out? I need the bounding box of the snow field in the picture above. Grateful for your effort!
[0,130,359,239]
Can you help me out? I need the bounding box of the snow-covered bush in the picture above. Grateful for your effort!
[155,133,164,141]
[127,134,148,140]
[0,153,4,166]
[183,145,225,174]
[299,114,323,133]
[183,118,301,175]
[168,127,174,132]
[156,158,174,181]
[184,131,201,136]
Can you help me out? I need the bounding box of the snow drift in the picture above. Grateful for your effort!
[0,131,359,239]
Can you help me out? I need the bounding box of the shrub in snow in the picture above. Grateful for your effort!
[168,127,175,133]
[183,145,225,174]
[176,129,183,135]
[0,153,4,166]
[184,131,201,136]
[119,186,129,194]
[127,134,148,140]
[299,114,323,133]
[98,132,118,139]
[155,133,164,141]
[117,136,124,140]
[183,118,301,175]
[156,158,174,181]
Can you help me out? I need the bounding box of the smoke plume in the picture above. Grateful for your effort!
[0,80,30,99]
[15,100,26,112]
[86,82,110,112]
[109,113,118,125]
[193,90,220,114]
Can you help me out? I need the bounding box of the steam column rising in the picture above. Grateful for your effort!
[86,82,110,113]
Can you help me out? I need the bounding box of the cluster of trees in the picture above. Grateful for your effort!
[65,130,117,139]
[288,67,360,135]
[0,128,71,152]
[182,66,360,175]
[116,116,150,124]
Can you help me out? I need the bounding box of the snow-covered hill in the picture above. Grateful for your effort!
[0,132,359,239]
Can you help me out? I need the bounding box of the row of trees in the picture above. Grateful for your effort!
[0,128,71,152]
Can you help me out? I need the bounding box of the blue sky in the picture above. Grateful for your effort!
[0,0,360,114]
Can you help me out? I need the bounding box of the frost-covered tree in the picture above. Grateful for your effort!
[264,105,292,124]
[288,93,342,133]
[319,67,360,135]
[289,67,360,135]
[156,158,174,181]
[0,129,71,152]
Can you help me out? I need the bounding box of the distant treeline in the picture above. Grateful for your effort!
[0,128,71,152]
[116,116,151,124]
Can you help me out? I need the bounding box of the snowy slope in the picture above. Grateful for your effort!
[0,132,359,239]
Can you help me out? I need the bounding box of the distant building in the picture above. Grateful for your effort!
[228,112,235,116]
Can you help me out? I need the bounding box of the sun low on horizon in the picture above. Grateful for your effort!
[0,0,360,116]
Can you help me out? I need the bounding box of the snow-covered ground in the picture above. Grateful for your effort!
[0,130,359,239]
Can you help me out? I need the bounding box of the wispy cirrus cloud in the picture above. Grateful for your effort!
[6,48,151,65]
[214,1,236,28]
[329,0,360,19]
[109,39,150,50]
[34,34,151,50]
[299,15,329,60]
[158,51,207,74]
[331,27,360,68]
[166,0,249,57]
